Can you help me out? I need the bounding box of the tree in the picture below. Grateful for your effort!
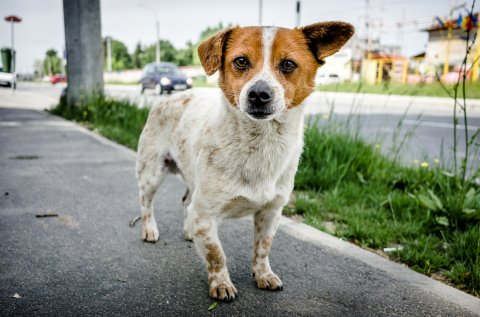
[193,22,232,65]
[143,40,179,64]
[43,49,63,75]
[132,42,146,69]
[176,40,195,66]
[103,38,133,70]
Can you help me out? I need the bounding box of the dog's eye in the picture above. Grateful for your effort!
[280,60,297,73]
[233,57,249,70]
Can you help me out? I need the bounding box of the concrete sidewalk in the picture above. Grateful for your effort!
[0,107,479,317]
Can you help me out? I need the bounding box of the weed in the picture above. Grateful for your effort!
[49,94,149,150]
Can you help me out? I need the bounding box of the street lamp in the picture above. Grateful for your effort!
[138,4,160,64]
[4,15,22,92]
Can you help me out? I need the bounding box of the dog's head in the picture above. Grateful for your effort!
[198,22,354,121]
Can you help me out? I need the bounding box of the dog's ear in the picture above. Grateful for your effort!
[301,22,354,64]
[198,28,235,76]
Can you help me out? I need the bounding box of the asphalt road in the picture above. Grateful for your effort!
[4,82,480,171]
[1,103,480,315]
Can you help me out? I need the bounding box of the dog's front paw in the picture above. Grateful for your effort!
[141,222,159,242]
[255,272,283,291]
[209,276,237,301]
[183,230,193,242]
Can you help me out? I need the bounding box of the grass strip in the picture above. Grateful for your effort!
[316,82,480,99]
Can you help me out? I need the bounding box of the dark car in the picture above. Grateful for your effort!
[140,62,192,94]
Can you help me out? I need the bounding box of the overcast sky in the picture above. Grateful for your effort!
[1,0,478,73]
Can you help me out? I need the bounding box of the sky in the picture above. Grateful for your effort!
[1,0,478,73]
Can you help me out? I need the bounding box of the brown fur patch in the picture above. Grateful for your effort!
[219,27,263,107]
[270,27,319,108]
[195,226,210,239]
[221,196,249,213]
[207,148,220,164]
[301,22,355,61]
[181,96,191,106]
[262,237,272,250]
[198,28,235,76]
[206,243,224,273]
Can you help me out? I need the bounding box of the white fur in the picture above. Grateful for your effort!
[136,27,306,301]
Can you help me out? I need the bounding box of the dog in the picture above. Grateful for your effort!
[135,22,354,301]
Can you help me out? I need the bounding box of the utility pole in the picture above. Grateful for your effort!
[63,0,104,105]
[365,0,371,59]
[106,36,112,72]
[259,0,263,26]
[296,1,301,27]
[156,19,160,63]
[139,4,160,63]
[4,15,21,93]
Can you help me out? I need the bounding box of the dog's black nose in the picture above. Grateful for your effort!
[247,80,273,107]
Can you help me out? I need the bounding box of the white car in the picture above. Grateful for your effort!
[315,73,341,85]
[0,68,16,88]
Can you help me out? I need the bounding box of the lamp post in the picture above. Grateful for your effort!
[106,36,112,72]
[296,1,301,27]
[138,4,160,64]
[259,0,262,25]
[4,15,22,92]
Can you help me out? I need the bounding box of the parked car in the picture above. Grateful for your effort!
[50,74,66,85]
[0,67,16,88]
[139,62,192,94]
[315,73,341,85]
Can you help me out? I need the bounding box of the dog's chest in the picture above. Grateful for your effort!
[206,122,301,202]
[172,100,303,207]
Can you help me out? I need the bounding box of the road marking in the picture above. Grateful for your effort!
[403,119,479,131]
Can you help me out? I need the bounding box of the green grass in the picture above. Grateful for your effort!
[49,95,480,297]
[192,77,217,88]
[317,82,480,99]
[105,80,139,86]
[49,95,149,150]
[287,119,480,296]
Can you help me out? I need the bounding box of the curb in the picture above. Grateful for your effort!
[279,217,480,315]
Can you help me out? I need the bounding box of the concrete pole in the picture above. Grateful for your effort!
[259,0,262,26]
[106,36,112,72]
[63,0,104,106]
[296,1,301,28]
[11,21,15,92]
[156,20,160,63]
[365,0,371,59]
[138,5,161,64]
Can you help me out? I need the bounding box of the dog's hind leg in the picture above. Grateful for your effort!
[136,134,170,242]
[181,188,195,241]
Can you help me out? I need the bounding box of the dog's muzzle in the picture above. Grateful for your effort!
[246,80,275,119]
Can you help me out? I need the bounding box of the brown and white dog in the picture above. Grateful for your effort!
[136,22,354,301]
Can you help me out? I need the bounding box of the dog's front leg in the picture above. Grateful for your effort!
[253,208,283,290]
[192,210,237,301]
